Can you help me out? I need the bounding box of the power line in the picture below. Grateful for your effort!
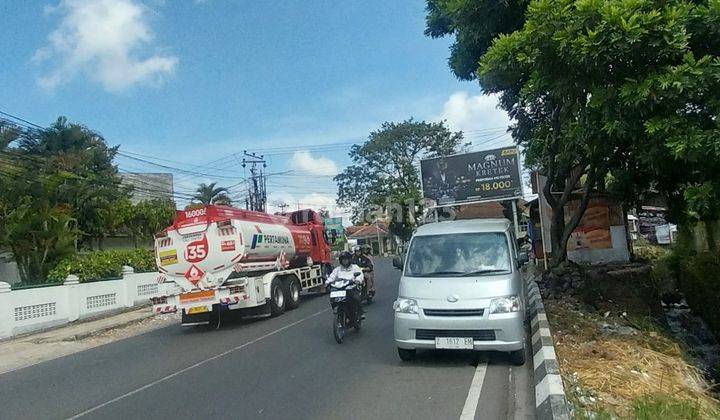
[0,110,45,129]
[116,151,246,180]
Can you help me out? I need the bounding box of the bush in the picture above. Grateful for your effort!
[678,251,720,339]
[47,248,156,283]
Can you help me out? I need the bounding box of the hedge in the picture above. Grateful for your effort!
[47,248,156,283]
[678,251,720,339]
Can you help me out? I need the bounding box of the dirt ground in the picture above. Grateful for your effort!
[546,297,720,419]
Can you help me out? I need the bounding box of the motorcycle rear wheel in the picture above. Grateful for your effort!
[333,310,346,344]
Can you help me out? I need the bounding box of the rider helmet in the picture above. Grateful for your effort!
[339,251,352,268]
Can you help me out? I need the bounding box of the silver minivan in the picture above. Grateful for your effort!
[392,219,528,364]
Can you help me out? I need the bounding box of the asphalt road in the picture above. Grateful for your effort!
[0,258,534,420]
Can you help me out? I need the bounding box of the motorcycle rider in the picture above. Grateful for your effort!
[352,245,375,295]
[326,251,364,316]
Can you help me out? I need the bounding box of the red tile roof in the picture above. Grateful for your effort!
[347,222,389,239]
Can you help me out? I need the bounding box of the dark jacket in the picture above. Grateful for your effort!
[352,254,373,271]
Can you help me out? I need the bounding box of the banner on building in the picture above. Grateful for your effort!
[565,202,613,251]
[420,147,522,206]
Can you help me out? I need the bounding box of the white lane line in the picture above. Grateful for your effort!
[459,361,488,420]
[67,308,329,419]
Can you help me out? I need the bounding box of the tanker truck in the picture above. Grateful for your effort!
[151,205,333,327]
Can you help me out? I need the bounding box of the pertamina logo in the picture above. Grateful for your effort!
[250,228,290,250]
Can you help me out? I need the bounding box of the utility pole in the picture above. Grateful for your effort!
[277,202,289,214]
[242,151,267,213]
[375,219,383,256]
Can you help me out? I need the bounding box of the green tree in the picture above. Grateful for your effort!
[125,199,177,247]
[17,117,130,250]
[0,151,81,282]
[425,0,529,80]
[317,208,331,219]
[335,119,465,240]
[193,182,232,205]
[428,0,720,264]
[0,117,130,281]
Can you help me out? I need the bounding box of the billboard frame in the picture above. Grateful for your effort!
[419,146,524,208]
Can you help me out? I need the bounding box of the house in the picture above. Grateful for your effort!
[530,173,631,264]
[346,221,396,256]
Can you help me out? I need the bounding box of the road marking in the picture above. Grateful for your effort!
[66,308,329,419]
[459,361,488,420]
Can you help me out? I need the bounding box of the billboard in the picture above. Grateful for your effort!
[420,147,522,205]
[322,217,344,242]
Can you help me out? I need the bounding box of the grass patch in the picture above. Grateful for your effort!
[633,394,702,419]
[545,297,720,419]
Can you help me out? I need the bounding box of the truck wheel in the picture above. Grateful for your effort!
[398,348,416,361]
[269,278,286,317]
[285,277,301,310]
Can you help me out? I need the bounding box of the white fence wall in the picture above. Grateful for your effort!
[0,267,168,339]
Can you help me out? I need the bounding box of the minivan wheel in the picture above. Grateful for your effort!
[397,348,416,361]
[509,348,526,366]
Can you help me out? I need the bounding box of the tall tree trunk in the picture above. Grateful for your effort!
[705,221,716,252]
[544,163,597,267]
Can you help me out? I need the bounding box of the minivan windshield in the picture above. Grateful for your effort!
[405,232,511,277]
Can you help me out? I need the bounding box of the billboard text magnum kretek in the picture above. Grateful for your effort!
[420,147,522,205]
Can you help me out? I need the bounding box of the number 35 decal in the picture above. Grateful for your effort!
[186,235,209,263]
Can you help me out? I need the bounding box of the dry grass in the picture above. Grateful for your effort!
[546,298,720,418]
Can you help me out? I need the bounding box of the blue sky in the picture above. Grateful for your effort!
[0,0,512,215]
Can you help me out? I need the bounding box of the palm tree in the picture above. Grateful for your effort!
[193,182,232,205]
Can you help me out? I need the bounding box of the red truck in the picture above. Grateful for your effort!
[152,205,332,327]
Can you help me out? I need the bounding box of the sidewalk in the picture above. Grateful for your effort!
[0,307,178,375]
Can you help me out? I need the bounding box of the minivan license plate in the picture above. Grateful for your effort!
[435,337,474,349]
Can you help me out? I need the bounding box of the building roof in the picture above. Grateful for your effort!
[347,223,389,239]
[415,218,510,236]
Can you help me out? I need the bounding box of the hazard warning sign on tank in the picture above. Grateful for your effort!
[184,264,205,285]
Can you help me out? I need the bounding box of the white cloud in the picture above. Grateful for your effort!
[437,91,511,133]
[35,0,178,92]
[291,151,339,177]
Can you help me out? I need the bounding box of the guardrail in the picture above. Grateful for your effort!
[0,266,170,340]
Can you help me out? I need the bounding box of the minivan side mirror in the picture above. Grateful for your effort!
[392,256,403,270]
[517,251,529,267]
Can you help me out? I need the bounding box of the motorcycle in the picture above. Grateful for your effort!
[329,273,363,344]
[358,266,375,304]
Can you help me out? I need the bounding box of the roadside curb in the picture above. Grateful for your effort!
[525,271,570,420]
[0,305,153,344]
[37,312,156,343]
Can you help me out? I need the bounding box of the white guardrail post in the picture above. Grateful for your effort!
[64,274,81,322]
[0,281,12,339]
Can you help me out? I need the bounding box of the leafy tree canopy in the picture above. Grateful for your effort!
[335,119,465,240]
[193,182,232,205]
[428,0,720,260]
[0,117,131,281]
